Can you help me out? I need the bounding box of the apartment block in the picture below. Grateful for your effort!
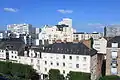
[106,36,120,76]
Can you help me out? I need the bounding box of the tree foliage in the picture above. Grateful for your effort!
[68,71,90,80]
[0,61,39,80]
[49,69,65,80]
[99,75,120,80]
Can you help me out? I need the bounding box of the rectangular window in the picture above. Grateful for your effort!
[51,62,53,65]
[69,56,72,60]
[63,70,65,74]
[63,63,65,67]
[45,61,47,64]
[112,43,118,48]
[111,68,117,75]
[45,68,47,72]
[63,55,65,59]
[76,64,79,68]
[57,63,59,66]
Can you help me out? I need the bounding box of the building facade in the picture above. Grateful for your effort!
[93,37,107,54]
[106,36,120,76]
[7,23,33,35]
[104,26,120,37]
[38,24,75,45]
[73,32,102,41]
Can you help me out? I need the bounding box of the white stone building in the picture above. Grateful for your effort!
[37,24,75,45]
[7,23,33,35]
[73,32,102,41]
[0,38,25,62]
[0,37,104,80]
[58,18,72,27]
[93,37,107,54]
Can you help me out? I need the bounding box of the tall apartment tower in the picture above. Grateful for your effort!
[104,26,120,37]
[106,36,120,76]
[58,18,72,27]
[7,23,33,35]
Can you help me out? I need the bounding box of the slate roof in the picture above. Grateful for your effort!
[43,42,97,56]
[0,38,25,51]
[107,36,120,47]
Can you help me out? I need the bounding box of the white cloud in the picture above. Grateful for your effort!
[57,9,73,14]
[88,23,120,28]
[88,23,105,28]
[4,8,18,12]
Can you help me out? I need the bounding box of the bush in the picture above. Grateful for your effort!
[49,69,65,80]
[99,75,120,80]
[0,61,39,80]
[68,71,91,80]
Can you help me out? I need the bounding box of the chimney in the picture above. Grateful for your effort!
[82,40,92,49]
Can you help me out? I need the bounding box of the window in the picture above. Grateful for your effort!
[57,63,59,66]
[63,63,65,67]
[45,68,47,72]
[63,70,65,74]
[51,62,53,65]
[69,56,72,60]
[76,64,79,68]
[111,68,117,75]
[15,56,17,58]
[63,55,65,59]
[83,57,87,61]
[45,61,47,64]
[12,56,13,58]
[31,59,33,63]
[76,56,79,60]
[11,51,13,53]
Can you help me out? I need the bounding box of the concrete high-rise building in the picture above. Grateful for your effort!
[106,36,120,76]
[7,23,33,35]
[58,18,72,27]
[104,26,120,37]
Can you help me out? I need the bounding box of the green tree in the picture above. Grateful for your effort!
[0,61,39,80]
[99,75,120,80]
[68,71,90,80]
[49,69,65,80]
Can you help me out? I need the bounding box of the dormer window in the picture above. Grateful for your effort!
[11,46,13,48]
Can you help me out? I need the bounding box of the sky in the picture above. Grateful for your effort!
[0,0,120,32]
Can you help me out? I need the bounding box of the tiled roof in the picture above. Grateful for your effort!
[43,42,97,56]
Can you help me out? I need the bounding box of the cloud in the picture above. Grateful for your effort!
[88,23,106,28]
[88,23,120,28]
[4,8,18,12]
[57,9,73,14]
